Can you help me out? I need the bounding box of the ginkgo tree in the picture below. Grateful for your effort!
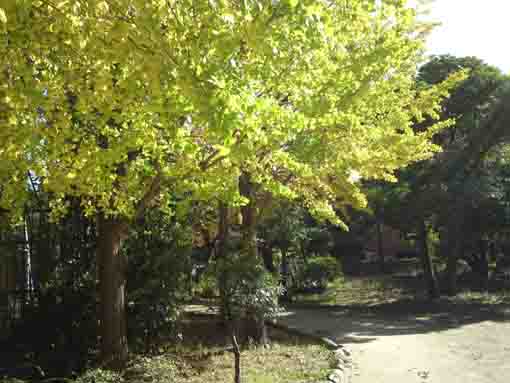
[1,0,461,369]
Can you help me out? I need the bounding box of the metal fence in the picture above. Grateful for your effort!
[0,289,38,339]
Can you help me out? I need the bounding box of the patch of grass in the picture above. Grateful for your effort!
[293,272,510,311]
[452,291,510,305]
[294,276,424,306]
[88,317,334,383]
[123,342,330,383]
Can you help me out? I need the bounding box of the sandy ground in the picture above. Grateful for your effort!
[279,301,510,383]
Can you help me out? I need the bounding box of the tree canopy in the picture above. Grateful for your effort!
[1,0,460,225]
[0,0,465,368]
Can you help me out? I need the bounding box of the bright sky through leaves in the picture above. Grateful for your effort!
[424,0,510,72]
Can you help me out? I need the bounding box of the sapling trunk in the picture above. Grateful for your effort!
[231,333,241,383]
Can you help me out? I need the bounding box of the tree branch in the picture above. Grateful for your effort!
[135,172,162,221]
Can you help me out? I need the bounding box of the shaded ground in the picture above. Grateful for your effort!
[124,321,331,383]
[129,315,331,383]
[0,312,332,382]
[280,298,510,383]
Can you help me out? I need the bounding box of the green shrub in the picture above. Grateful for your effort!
[217,252,283,322]
[124,212,192,349]
[75,368,123,383]
[195,272,218,299]
[230,268,283,321]
[303,256,340,287]
[124,355,178,383]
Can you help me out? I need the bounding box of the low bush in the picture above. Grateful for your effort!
[298,256,340,290]
[75,368,124,383]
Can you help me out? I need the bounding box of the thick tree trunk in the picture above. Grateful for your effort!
[97,215,129,370]
[418,220,440,299]
[238,172,267,346]
[376,221,385,273]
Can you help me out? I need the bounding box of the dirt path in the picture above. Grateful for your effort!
[279,301,510,383]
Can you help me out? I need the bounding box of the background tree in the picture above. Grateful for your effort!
[415,56,510,295]
[369,55,510,297]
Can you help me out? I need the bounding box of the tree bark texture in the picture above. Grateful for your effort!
[97,215,129,370]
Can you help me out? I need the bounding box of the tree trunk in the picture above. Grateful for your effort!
[217,202,230,322]
[446,238,460,296]
[97,215,129,370]
[418,220,440,300]
[238,172,267,346]
[376,221,385,273]
[231,332,241,383]
[478,239,489,292]
[239,173,258,259]
[446,200,464,296]
[280,247,290,302]
[261,245,275,273]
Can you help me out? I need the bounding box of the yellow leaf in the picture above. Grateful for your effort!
[0,8,7,24]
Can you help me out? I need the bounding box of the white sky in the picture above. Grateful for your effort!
[422,0,510,73]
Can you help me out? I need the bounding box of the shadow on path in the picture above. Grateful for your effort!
[280,297,509,345]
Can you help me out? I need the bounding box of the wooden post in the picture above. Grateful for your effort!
[231,333,241,383]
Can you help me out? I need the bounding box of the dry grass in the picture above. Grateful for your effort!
[294,272,510,310]
[120,317,331,383]
[125,341,331,383]
[295,275,424,306]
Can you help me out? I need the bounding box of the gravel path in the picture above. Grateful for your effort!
[279,301,510,383]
